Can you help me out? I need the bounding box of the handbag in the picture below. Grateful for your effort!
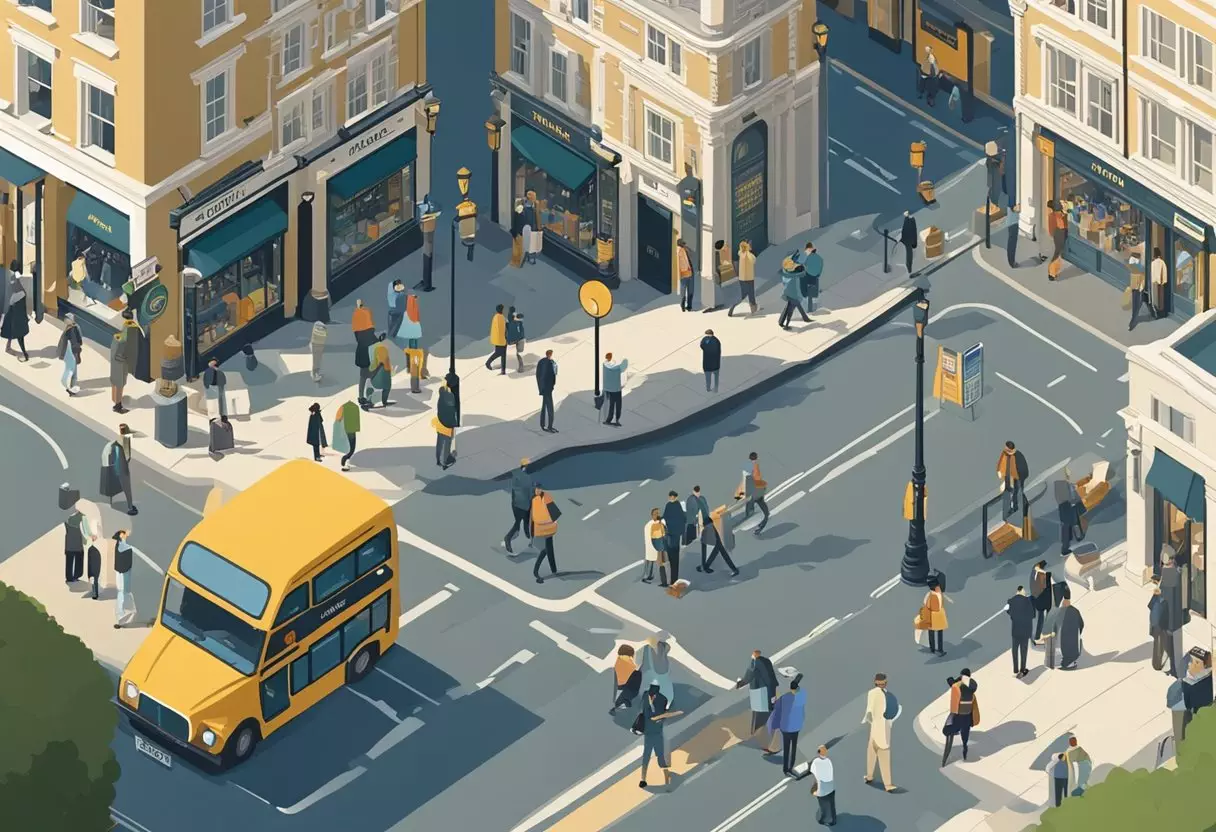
[916,606,932,630]
[749,687,770,713]
[631,711,645,735]
[331,420,350,454]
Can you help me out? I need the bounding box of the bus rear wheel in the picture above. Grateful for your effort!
[223,721,260,768]
[347,643,380,683]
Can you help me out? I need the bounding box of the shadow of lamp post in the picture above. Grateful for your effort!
[447,167,478,424]
[812,22,830,223]
[579,279,613,411]
[901,293,932,586]
[486,115,505,225]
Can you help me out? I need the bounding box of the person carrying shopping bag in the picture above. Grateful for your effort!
[398,294,426,393]
[643,508,665,584]
[367,343,393,409]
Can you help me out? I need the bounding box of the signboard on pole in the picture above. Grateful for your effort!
[934,346,962,406]
[962,342,984,408]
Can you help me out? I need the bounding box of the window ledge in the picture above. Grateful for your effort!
[196,13,247,48]
[18,111,52,133]
[278,66,312,90]
[503,71,532,93]
[7,1,57,28]
[201,128,245,159]
[72,32,119,59]
[363,12,397,36]
[321,41,350,62]
[79,144,115,167]
[343,101,388,130]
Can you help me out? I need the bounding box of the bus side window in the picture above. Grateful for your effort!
[274,584,310,627]
[314,554,357,604]
[290,655,310,695]
[261,668,290,722]
[356,530,391,577]
[343,609,371,659]
[370,593,389,633]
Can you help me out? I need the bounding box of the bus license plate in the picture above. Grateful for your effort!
[135,735,172,768]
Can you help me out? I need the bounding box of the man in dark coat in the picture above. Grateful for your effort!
[105,424,138,515]
[1053,596,1084,669]
[306,402,327,461]
[1054,479,1084,555]
[536,349,558,433]
[700,330,721,393]
[997,441,1030,517]
[1007,586,1035,677]
[1160,549,1187,678]
[503,458,534,553]
[662,491,686,585]
[899,211,918,274]
[736,649,779,748]
[1031,561,1052,640]
[1149,584,1177,676]
[435,382,459,469]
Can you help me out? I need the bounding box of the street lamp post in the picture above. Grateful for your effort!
[812,22,831,222]
[485,115,505,224]
[578,280,613,410]
[417,93,442,293]
[448,167,478,424]
[901,294,932,586]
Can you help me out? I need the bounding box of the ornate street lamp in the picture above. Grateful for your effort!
[901,294,932,586]
[447,168,478,421]
[486,114,506,224]
[812,21,831,220]
[423,92,441,135]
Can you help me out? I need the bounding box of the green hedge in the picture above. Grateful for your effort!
[1036,706,1216,830]
[0,581,120,831]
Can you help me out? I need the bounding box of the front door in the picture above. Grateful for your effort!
[637,195,673,294]
[731,123,769,255]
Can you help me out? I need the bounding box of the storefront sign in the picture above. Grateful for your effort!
[129,256,161,291]
[920,11,959,49]
[1176,213,1206,244]
[138,281,169,325]
[640,175,673,203]
[1089,161,1125,189]
[347,125,393,159]
[179,160,295,240]
[530,109,573,144]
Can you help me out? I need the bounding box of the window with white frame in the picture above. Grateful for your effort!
[346,44,393,120]
[282,23,305,77]
[647,25,667,65]
[671,41,683,76]
[272,0,302,12]
[347,70,368,119]
[1045,45,1077,116]
[1151,397,1196,444]
[1145,100,1179,168]
[1185,30,1215,93]
[1046,0,1114,35]
[82,0,115,39]
[511,13,531,81]
[1083,0,1108,31]
[17,48,53,120]
[311,84,332,134]
[203,0,230,34]
[370,52,388,105]
[1192,124,1214,191]
[83,83,116,156]
[645,107,674,167]
[741,37,762,88]
[572,0,590,24]
[280,96,306,148]
[18,0,52,11]
[367,0,388,27]
[550,49,568,103]
[1085,73,1115,139]
[323,10,338,52]
[1143,8,1178,71]
[203,70,229,143]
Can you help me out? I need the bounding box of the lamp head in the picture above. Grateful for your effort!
[457,198,478,250]
[424,92,441,135]
[301,191,315,204]
[456,166,472,198]
[485,115,506,152]
[913,297,930,337]
[812,21,830,50]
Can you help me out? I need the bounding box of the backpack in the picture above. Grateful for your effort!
[883,689,900,720]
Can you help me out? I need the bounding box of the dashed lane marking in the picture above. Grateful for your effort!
[1100,428,1113,439]
[582,509,601,521]
[476,649,537,689]
[871,575,901,599]
[608,491,631,506]
[962,605,1009,640]
[229,783,271,806]
[995,372,1083,434]
[844,158,901,194]
[637,479,651,487]
[910,119,959,149]
[1047,375,1067,388]
[399,587,456,627]
[855,84,906,116]
[373,667,442,707]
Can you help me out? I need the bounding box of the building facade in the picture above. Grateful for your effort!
[1011,0,1216,320]
[0,0,431,379]
[489,0,822,302]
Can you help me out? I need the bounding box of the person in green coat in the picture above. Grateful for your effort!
[338,400,360,471]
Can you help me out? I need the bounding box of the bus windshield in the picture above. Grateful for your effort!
[161,579,266,676]
[178,542,271,619]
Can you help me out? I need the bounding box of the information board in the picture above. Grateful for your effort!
[962,342,984,408]
[935,346,962,406]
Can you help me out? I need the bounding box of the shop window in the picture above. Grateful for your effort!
[203,0,230,35]
[329,164,415,273]
[741,37,762,89]
[1176,236,1201,305]
[1161,499,1206,618]
[645,107,674,167]
[1085,73,1115,140]
[191,241,283,354]
[511,13,531,82]
[1143,8,1179,71]
[82,0,115,39]
[311,85,332,135]
[550,49,568,103]
[1055,161,1145,276]
[1046,45,1077,116]
[18,49,52,121]
[83,83,116,157]
[1145,100,1179,169]
[66,224,131,328]
[1191,125,1214,192]
[512,155,598,260]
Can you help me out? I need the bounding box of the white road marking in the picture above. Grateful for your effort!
[962,605,1009,640]
[276,767,366,815]
[373,666,442,706]
[530,620,613,672]
[995,372,1083,435]
[945,225,969,240]
[132,546,165,576]
[476,649,537,689]
[804,410,939,497]
[856,84,906,115]
[399,588,454,626]
[346,686,403,723]
[770,618,840,664]
[586,559,644,594]
[229,783,272,805]
[444,582,459,591]
[765,489,808,520]
[942,458,1071,553]
[1047,375,1067,388]
[608,491,631,506]
[0,404,68,469]
[911,119,959,148]
[711,773,800,832]
[582,509,601,521]
[144,481,204,516]
[1100,428,1113,439]
[935,159,984,194]
[931,302,1098,372]
[509,746,644,832]
[1095,442,1105,448]
[871,575,902,598]
[637,478,651,487]
[366,716,424,761]
[829,137,853,152]
[845,158,902,194]
[830,63,842,73]
[111,808,155,832]
[865,157,899,181]
[1117,372,1130,382]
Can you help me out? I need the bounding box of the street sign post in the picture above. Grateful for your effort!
[962,342,984,409]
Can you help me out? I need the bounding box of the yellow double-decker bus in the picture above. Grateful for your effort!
[117,460,400,769]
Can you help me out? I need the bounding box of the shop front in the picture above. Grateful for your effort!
[505,89,620,281]
[1147,449,1207,618]
[1041,128,1214,318]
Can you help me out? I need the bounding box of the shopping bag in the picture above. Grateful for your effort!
[749,687,771,713]
[914,622,926,646]
[331,421,350,454]
[530,229,544,253]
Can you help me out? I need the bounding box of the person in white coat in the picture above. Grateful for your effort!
[642,510,662,583]
[861,672,898,792]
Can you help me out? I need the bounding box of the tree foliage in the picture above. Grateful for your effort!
[0,581,120,831]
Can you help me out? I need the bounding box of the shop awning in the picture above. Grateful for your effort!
[1147,450,1206,523]
[0,147,44,186]
[67,189,130,253]
[186,197,288,278]
[511,125,594,191]
[328,133,417,202]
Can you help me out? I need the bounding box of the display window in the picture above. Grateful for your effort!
[513,156,598,259]
[1175,236,1202,304]
[66,224,131,327]
[1161,497,1207,618]
[192,241,283,353]
[1056,162,1145,272]
[329,165,414,273]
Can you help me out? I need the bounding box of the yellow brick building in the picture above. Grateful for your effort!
[1011,0,1216,318]
[0,0,432,379]
[489,0,822,300]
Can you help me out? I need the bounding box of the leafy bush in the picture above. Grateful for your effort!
[0,581,120,831]
[1036,707,1216,830]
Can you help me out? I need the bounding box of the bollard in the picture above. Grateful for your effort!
[883,229,891,273]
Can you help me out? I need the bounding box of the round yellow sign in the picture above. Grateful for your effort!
[579,280,613,319]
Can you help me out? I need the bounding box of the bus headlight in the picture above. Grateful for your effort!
[201,729,217,748]
[124,681,139,701]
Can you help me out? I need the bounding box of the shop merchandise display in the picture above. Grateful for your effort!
[330,168,414,272]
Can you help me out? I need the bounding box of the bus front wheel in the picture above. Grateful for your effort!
[347,643,380,683]
[223,721,260,767]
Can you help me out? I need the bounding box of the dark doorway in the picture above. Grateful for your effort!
[731,122,769,255]
[637,194,673,294]
[296,199,313,318]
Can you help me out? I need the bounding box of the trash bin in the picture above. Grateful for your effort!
[152,390,188,448]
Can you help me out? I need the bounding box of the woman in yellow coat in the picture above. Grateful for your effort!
[367,343,393,409]
[530,485,561,584]
[922,575,952,656]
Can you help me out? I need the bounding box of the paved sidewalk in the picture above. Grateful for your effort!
[915,563,1172,832]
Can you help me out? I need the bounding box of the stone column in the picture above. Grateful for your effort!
[1017,112,1037,237]
[1125,431,1153,584]
[699,133,726,309]
[308,170,331,322]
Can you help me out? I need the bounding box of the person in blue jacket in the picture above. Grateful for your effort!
[766,673,808,776]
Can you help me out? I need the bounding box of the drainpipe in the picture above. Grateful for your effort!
[1122,0,1129,159]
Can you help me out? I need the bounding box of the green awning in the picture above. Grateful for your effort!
[67,189,130,253]
[0,148,44,186]
[186,197,288,278]
[328,133,417,201]
[511,124,594,191]
[1147,450,1206,523]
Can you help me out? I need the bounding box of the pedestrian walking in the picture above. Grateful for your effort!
[486,304,508,374]
[1031,561,1053,640]
[102,424,138,515]
[1066,736,1092,795]
[1,268,29,361]
[917,47,933,98]
[700,330,721,393]
[203,358,229,422]
[941,670,979,766]
[639,635,675,704]
[537,349,558,433]
[1159,549,1187,679]
[522,190,541,264]
[1007,585,1034,678]
[778,258,811,328]
[386,279,406,342]
[702,504,740,576]
[996,441,1029,516]
[108,327,134,414]
[113,529,137,627]
[810,745,837,826]
[1168,674,1190,745]
[433,380,458,469]
[728,241,759,316]
[611,644,641,713]
[63,498,91,584]
[924,47,940,105]
[309,321,327,382]
[529,485,560,583]
[1150,582,1179,676]
[507,309,527,372]
[637,684,683,790]
[736,649,778,750]
[398,294,425,392]
[1047,753,1069,807]
[336,399,361,471]
[920,575,950,655]
[1006,202,1021,267]
[352,299,380,407]
[677,239,695,311]
[1128,265,1157,330]
[861,673,898,791]
[1055,476,1085,555]
[503,458,534,553]
[767,673,808,776]
[306,403,327,461]
[367,343,393,408]
[1053,595,1085,669]
[661,491,685,585]
[684,485,711,559]
[643,508,666,584]
[86,532,102,600]
[798,242,823,313]
[57,313,83,395]
[602,352,628,426]
[738,451,770,534]
[1151,247,1169,316]
[900,211,918,275]
[1046,200,1067,281]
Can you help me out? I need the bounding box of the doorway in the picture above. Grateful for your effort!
[636,194,673,294]
[731,122,769,255]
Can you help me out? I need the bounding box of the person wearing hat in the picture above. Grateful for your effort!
[677,238,695,311]
[57,312,84,395]
[778,258,811,329]
[504,458,534,553]
[306,403,327,462]
[899,211,918,274]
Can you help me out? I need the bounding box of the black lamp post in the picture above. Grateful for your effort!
[812,22,831,221]
[447,167,478,424]
[486,115,505,224]
[416,93,442,293]
[901,294,932,586]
